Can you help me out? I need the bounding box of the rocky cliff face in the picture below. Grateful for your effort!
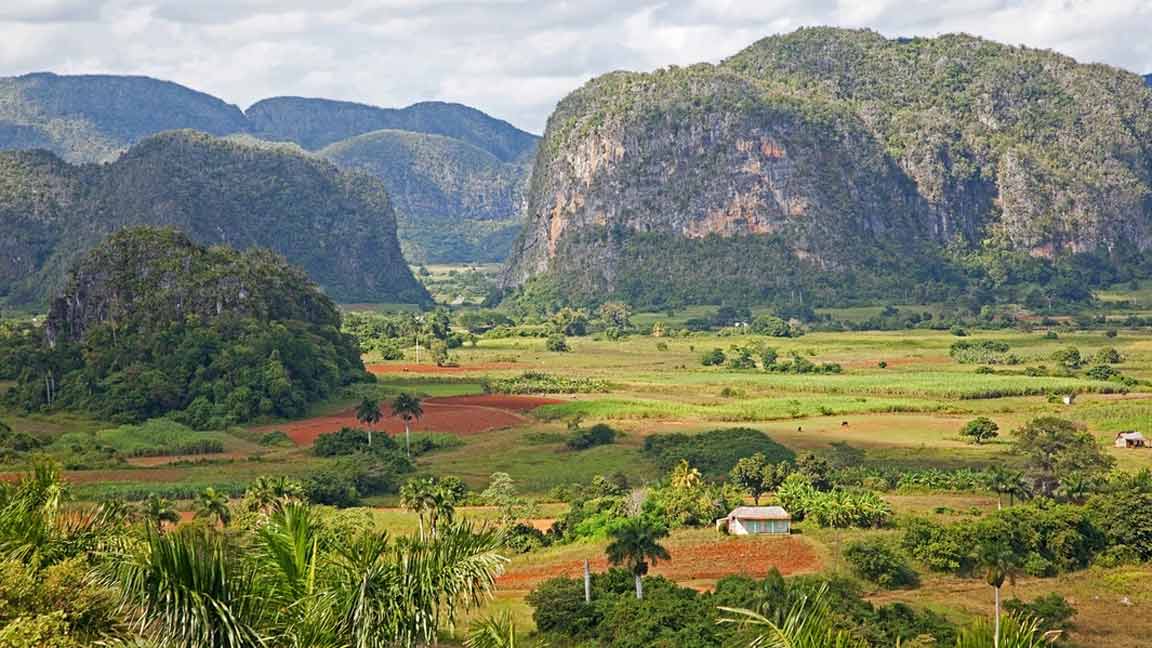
[504,28,1152,303]
[0,131,429,305]
[45,227,342,345]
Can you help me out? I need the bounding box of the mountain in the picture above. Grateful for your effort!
[504,28,1152,306]
[3,227,369,426]
[0,130,429,305]
[0,72,248,163]
[320,129,529,263]
[0,73,539,263]
[246,97,537,162]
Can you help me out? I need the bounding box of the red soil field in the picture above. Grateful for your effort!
[496,536,819,590]
[365,363,522,374]
[255,394,562,447]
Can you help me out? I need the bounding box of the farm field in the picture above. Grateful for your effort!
[2,315,1151,646]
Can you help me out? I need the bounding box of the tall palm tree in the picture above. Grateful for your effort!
[976,541,1022,648]
[141,494,180,532]
[984,467,1014,510]
[954,613,1062,648]
[605,517,670,599]
[195,487,233,528]
[400,478,439,539]
[355,398,383,447]
[244,476,304,515]
[391,393,424,457]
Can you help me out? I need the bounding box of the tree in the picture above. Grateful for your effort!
[400,477,440,539]
[718,583,869,648]
[668,460,702,491]
[466,611,535,648]
[1012,417,1114,496]
[546,334,570,352]
[729,453,789,505]
[243,476,304,514]
[355,397,383,446]
[605,517,670,599]
[141,494,180,532]
[974,536,1022,648]
[961,417,1000,445]
[391,393,424,457]
[795,454,832,491]
[194,487,232,528]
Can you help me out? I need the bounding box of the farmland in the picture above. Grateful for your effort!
[2,307,1151,647]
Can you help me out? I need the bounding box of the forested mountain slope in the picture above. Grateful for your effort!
[503,28,1152,307]
[0,131,429,305]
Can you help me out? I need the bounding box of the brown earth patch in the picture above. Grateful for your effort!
[253,394,563,447]
[496,535,818,590]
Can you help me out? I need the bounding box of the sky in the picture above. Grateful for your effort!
[1,0,1150,134]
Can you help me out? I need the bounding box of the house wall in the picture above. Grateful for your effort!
[729,518,790,535]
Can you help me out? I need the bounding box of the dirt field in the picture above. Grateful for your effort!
[496,534,819,591]
[255,394,562,446]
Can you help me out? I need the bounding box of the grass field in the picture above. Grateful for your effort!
[3,314,1151,646]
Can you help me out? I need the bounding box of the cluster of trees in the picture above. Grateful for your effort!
[700,344,843,373]
[0,462,506,648]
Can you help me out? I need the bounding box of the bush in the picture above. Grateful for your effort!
[960,417,999,444]
[313,427,398,457]
[546,334,570,352]
[258,430,292,447]
[486,372,609,394]
[567,423,619,451]
[1004,594,1076,634]
[949,340,1019,365]
[844,539,919,589]
[642,428,794,478]
[700,348,726,366]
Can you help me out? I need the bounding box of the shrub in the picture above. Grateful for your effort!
[960,417,999,444]
[313,427,398,457]
[1004,594,1076,634]
[1093,347,1123,364]
[258,430,292,447]
[949,340,1019,365]
[844,539,919,589]
[642,428,794,478]
[700,348,726,366]
[486,372,609,394]
[546,334,570,352]
[567,423,619,451]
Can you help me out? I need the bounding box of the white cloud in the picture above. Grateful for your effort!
[0,0,1149,133]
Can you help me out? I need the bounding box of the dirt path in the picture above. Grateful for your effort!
[253,394,562,447]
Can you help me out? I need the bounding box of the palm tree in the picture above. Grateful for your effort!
[718,583,869,648]
[355,397,383,447]
[954,613,1062,648]
[141,494,180,532]
[669,459,702,490]
[984,467,1014,510]
[1055,472,1097,503]
[391,393,424,457]
[466,611,546,648]
[110,525,267,648]
[328,522,506,647]
[400,478,439,539]
[244,476,304,515]
[256,501,321,599]
[195,487,233,528]
[605,517,670,599]
[976,541,1022,648]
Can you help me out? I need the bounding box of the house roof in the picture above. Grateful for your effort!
[1119,431,1147,441]
[728,506,791,521]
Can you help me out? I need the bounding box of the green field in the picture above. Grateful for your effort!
[3,309,1151,647]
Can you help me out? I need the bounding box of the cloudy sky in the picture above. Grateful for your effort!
[2,0,1150,133]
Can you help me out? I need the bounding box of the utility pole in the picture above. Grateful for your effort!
[584,559,592,603]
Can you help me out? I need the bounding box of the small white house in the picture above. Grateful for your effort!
[717,506,791,535]
[1115,431,1148,448]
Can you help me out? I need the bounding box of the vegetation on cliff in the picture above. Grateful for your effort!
[0,228,370,427]
[0,130,429,305]
[504,28,1152,309]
